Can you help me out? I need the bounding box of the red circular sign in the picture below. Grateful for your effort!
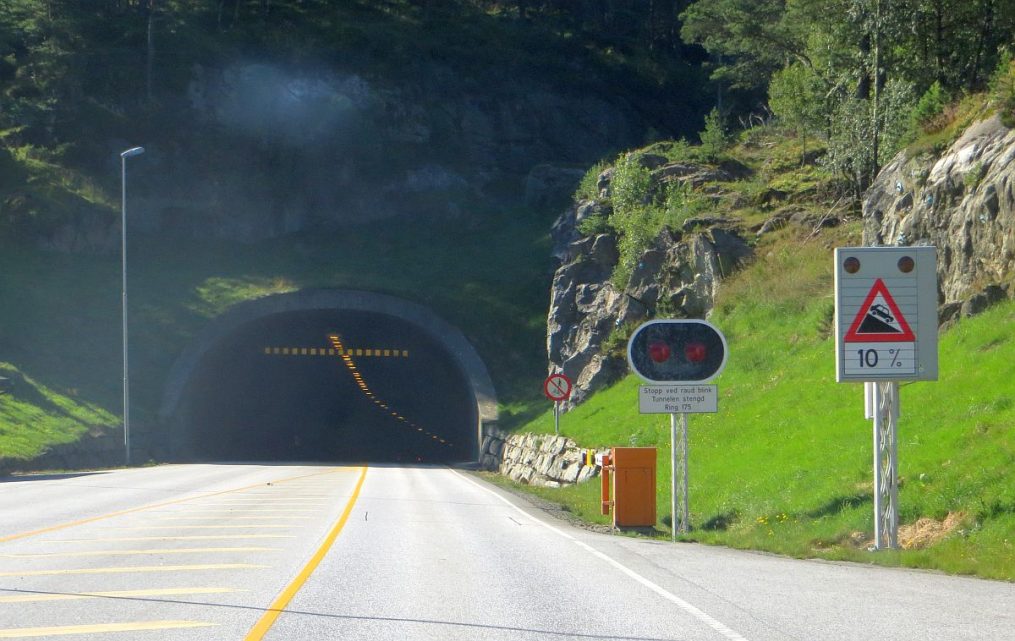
[543,373,572,401]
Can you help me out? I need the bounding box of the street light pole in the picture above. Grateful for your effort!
[120,146,145,467]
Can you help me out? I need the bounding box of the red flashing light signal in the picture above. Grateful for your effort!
[648,340,671,363]
[627,320,728,383]
[684,341,707,363]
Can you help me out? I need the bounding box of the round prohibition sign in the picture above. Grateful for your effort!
[543,373,573,402]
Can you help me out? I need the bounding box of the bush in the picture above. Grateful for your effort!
[576,213,613,236]
[989,52,1015,127]
[910,81,948,134]
[574,161,607,201]
[699,108,728,163]
[610,154,653,212]
[824,79,913,200]
[611,204,661,289]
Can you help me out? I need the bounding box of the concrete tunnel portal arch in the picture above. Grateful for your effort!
[160,290,497,463]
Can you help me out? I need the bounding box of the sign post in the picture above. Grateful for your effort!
[628,320,727,540]
[834,247,937,550]
[543,373,572,435]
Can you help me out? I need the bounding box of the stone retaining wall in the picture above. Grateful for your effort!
[480,428,605,488]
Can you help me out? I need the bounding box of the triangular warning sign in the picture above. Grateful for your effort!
[845,279,915,342]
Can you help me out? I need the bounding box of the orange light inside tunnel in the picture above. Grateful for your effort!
[326,333,453,449]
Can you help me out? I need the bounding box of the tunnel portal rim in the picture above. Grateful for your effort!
[160,289,498,459]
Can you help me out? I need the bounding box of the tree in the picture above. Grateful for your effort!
[680,0,817,91]
[768,62,825,163]
[699,107,728,162]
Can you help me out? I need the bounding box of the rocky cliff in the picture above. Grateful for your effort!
[546,161,753,407]
[37,63,649,251]
[864,116,1015,321]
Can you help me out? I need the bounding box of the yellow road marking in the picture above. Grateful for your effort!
[0,564,267,577]
[0,587,244,604]
[0,621,215,638]
[3,547,279,558]
[236,495,333,498]
[229,500,329,504]
[0,468,348,543]
[47,535,295,543]
[197,499,330,503]
[244,465,368,641]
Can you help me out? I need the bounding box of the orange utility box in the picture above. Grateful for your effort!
[600,447,657,528]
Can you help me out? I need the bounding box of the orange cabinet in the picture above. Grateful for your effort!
[600,447,657,528]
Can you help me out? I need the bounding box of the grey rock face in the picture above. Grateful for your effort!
[864,116,1015,309]
[525,164,586,210]
[546,182,752,407]
[119,63,646,244]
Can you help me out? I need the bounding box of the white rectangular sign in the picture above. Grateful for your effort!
[834,246,938,382]
[639,385,717,414]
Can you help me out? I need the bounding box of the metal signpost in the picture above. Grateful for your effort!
[628,320,727,540]
[834,247,938,550]
[543,373,572,435]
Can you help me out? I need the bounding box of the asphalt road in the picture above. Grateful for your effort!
[1,463,1013,640]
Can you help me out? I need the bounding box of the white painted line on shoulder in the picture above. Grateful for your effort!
[450,469,751,641]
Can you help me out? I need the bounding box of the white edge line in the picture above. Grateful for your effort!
[449,468,750,641]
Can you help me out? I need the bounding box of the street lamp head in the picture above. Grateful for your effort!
[120,146,145,158]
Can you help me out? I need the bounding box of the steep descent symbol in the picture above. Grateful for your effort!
[845,279,916,342]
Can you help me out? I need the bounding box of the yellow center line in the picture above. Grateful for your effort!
[0,564,268,577]
[0,620,216,638]
[244,465,368,641]
[45,535,296,543]
[0,468,350,543]
[0,587,245,604]
[3,547,279,558]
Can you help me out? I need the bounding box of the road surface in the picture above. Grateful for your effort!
[1,463,1012,640]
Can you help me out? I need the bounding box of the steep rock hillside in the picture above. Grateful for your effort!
[546,159,754,407]
[865,116,1015,318]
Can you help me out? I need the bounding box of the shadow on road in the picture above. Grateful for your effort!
[0,588,685,640]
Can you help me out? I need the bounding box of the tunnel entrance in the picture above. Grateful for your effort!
[162,291,497,464]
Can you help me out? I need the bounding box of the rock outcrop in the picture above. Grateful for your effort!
[107,63,645,245]
[864,115,1015,314]
[547,161,753,407]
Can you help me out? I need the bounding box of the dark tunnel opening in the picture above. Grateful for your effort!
[174,309,478,463]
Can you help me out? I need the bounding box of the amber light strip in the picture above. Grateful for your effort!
[327,334,453,449]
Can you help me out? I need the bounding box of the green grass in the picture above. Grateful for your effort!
[0,362,118,469]
[905,93,994,156]
[516,229,1015,581]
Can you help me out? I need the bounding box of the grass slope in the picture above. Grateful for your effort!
[0,362,118,464]
[518,226,1015,580]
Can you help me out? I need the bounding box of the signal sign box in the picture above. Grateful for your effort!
[627,320,728,383]
[834,247,938,382]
